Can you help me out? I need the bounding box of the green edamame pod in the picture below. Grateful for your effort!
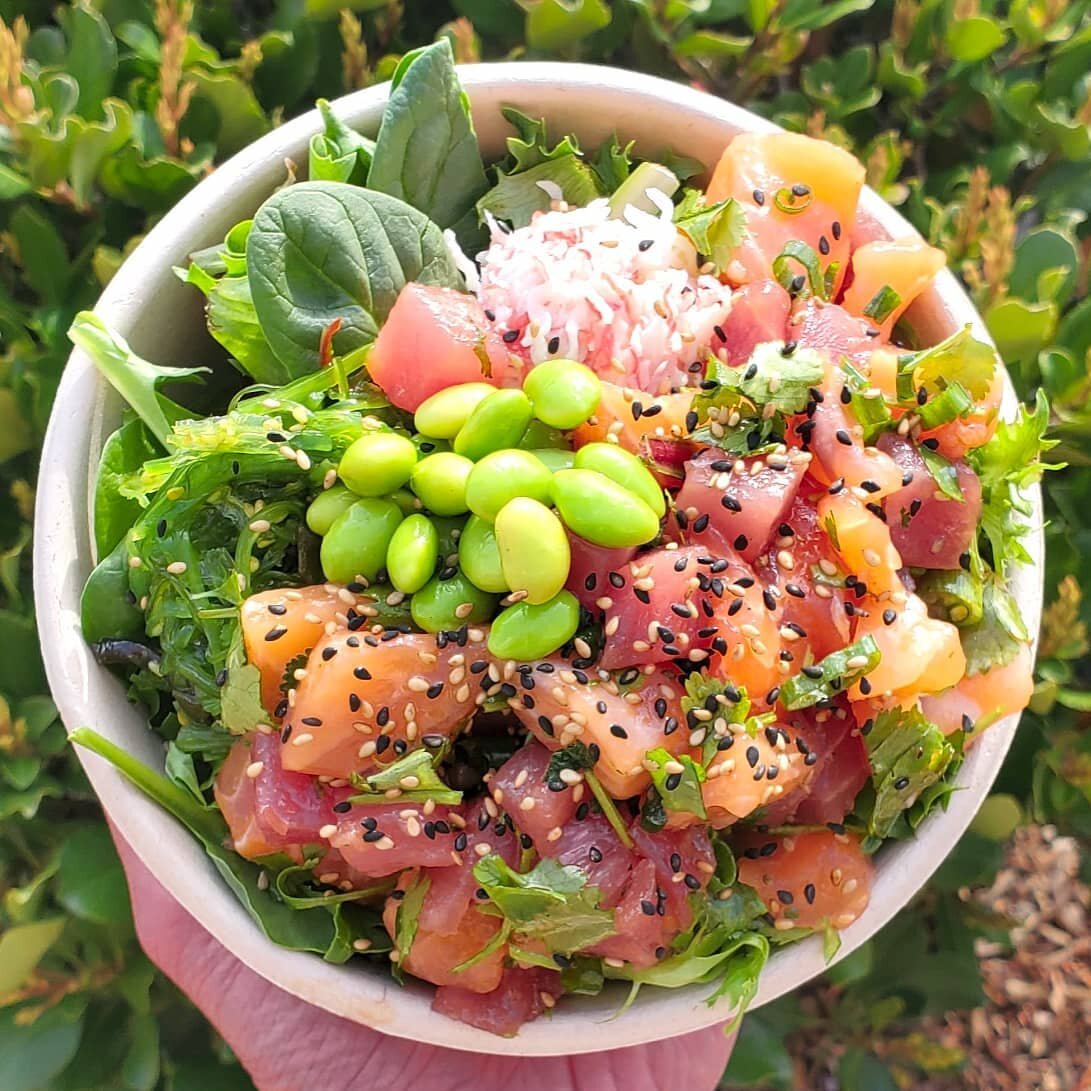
[453,389,533,460]
[551,469,661,548]
[458,515,509,593]
[305,484,357,535]
[523,359,601,430]
[414,383,496,439]
[410,571,498,633]
[573,442,666,517]
[465,448,554,521]
[386,513,439,594]
[320,498,403,584]
[487,591,581,661]
[528,448,575,473]
[410,452,474,516]
[339,431,418,497]
[519,419,569,450]
[494,497,570,605]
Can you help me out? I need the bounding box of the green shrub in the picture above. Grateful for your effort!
[0,2,1086,1087]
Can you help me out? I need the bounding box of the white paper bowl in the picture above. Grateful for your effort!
[34,64,1043,1055]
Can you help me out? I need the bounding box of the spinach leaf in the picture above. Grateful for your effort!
[81,541,144,643]
[246,181,462,372]
[308,98,374,186]
[70,728,382,961]
[182,260,288,387]
[367,39,487,240]
[68,312,209,446]
[473,855,616,956]
[93,417,159,557]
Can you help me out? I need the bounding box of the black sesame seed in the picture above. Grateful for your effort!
[746,745,760,768]
[333,800,351,813]
[640,899,656,916]
[804,883,816,904]
[894,775,910,790]
[265,626,288,642]
[835,429,853,446]
[734,534,749,551]
[883,608,897,625]
[831,220,842,240]
[502,328,520,343]
[752,188,765,205]
[638,239,654,252]
[722,494,742,512]
[609,724,629,739]
[363,829,384,843]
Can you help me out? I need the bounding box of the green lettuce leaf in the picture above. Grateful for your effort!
[896,325,998,401]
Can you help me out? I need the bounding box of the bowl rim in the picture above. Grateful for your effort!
[33,61,1044,1056]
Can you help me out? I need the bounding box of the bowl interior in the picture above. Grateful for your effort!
[33,63,1044,1056]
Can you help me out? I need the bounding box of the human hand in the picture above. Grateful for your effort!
[113,833,737,1091]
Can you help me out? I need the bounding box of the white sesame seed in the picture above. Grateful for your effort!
[292,732,314,746]
[319,823,337,839]
[166,561,188,575]
[245,761,265,779]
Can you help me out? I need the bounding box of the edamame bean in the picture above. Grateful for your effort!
[320,498,403,584]
[465,448,554,521]
[453,389,533,460]
[414,383,496,439]
[410,452,474,516]
[458,515,509,593]
[339,431,418,497]
[528,448,575,473]
[523,359,601,430]
[411,434,451,457]
[487,591,581,661]
[494,497,570,604]
[386,513,439,594]
[389,488,422,515]
[573,442,666,517]
[410,571,498,633]
[519,419,569,450]
[551,469,661,548]
[305,484,357,535]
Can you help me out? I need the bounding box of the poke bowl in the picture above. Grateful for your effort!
[34,57,1045,1055]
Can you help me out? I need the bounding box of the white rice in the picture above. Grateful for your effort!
[474,196,735,395]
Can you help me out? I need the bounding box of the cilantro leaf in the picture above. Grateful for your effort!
[645,747,707,818]
[673,190,747,273]
[896,325,998,402]
[695,343,826,423]
[473,855,616,956]
[968,390,1061,576]
[348,748,462,805]
[477,107,602,228]
[958,576,1029,675]
[219,663,271,735]
[919,443,965,501]
[916,567,984,626]
[858,705,959,840]
[778,636,881,710]
[544,741,634,847]
[544,740,597,791]
[392,873,430,981]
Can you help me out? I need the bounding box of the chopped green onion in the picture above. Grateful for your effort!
[862,284,902,324]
